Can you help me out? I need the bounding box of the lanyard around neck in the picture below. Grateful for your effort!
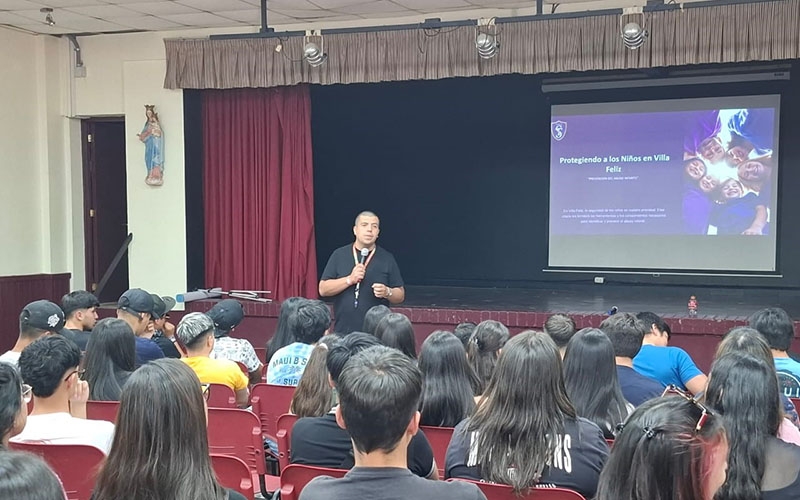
[353,245,376,268]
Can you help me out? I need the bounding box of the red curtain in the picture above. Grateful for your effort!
[202,86,317,300]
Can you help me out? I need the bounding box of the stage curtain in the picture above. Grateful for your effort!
[165,0,800,90]
[202,85,317,300]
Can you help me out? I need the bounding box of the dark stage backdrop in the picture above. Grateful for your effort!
[311,65,800,289]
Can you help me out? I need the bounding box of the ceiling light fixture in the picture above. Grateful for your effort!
[475,19,499,60]
[620,9,648,50]
[41,7,55,27]
[303,32,327,67]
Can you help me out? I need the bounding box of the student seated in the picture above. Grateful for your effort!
[0,363,29,448]
[176,313,249,408]
[633,312,707,395]
[0,451,67,499]
[83,318,136,401]
[12,336,115,454]
[207,299,263,385]
[0,300,68,367]
[749,308,800,397]
[418,331,477,427]
[267,300,330,387]
[445,331,609,498]
[705,352,800,499]
[291,333,437,479]
[601,313,664,406]
[116,289,163,367]
[595,393,727,500]
[92,359,247,500]
[61,290,100,351]
[299,346,485,500]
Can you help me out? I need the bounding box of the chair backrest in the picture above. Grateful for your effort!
[279,464,347,500]
[419,425,454,478]
[207,408,266,475]
[236,361,249,376]
[250,383,295,439]
[790,397,800,410]
[10,442,105,500]
[86,400,121,424]
[450,479,586,500]
[254,347,267,365]
[210,454,254,500]
[276,413,300,472]
[207,383,237,408]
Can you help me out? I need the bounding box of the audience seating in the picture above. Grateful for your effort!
[254,347,267,365]
[10,442,105,500]
[279,464,347,500]
[86,400,120,424]
[275,413,300,472]
[449,479,586,500]
[419,425,454,478]
[236,361,249,377]
[790,397,800,410]
[207,383,238,408]
[211,454,255,500]
[206,407,279,496]
[250,383,295,440]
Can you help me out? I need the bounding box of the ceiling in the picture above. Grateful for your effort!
[0,0,577,36]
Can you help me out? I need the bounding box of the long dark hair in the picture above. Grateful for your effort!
[0,363,23,447]
[84,318,136,401]
[563,328,630,438]
[266,297,306,362]
[374,313,417,359]
[468,331,576,493]
[466,320,508,395]
[714,326,774,367]
[93,359,227,500]
[705,352,781,500]
[290,335,339,417]
[596,396,726,500]
[418,331,476,427]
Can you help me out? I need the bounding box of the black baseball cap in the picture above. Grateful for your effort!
[151,295,177,319]
[20,300,67,334]
[206,299,244,336]
[117,289,155,317]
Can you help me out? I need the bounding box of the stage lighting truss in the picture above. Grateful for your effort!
[620,9,648,50]
[303,31,327,67]
[475,19,500,59]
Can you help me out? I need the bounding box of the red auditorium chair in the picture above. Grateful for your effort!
[210,454,255,500]
[450,479,586,500]
[419,425,454,478]
[275,413,300,472]
[10,442,104,500]
[206,407,279,496]
[790,397,800,411]
[207,383,238,408]
[250,383,295,439]
[86,400,120,424]
[254,347,267,365]
[279,464,347,500]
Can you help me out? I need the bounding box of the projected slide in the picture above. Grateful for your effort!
[548,96,780,272]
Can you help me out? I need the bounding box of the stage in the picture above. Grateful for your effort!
[179,283,800,372]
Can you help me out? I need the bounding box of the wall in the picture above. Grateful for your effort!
[122,60,186,299]
[0,28,45,276]
[311,69,800,289]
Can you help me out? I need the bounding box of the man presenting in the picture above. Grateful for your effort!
[319,211,405,334]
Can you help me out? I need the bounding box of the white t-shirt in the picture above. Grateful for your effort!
[11,412,115,454]
[0,350,21,367]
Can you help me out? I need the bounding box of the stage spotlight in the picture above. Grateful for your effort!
[621,21,647,49]
[303,41,328,68]
[41,7,55,26]
[475,32,499,59]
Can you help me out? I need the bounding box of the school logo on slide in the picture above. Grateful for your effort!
[551,121,568,141]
